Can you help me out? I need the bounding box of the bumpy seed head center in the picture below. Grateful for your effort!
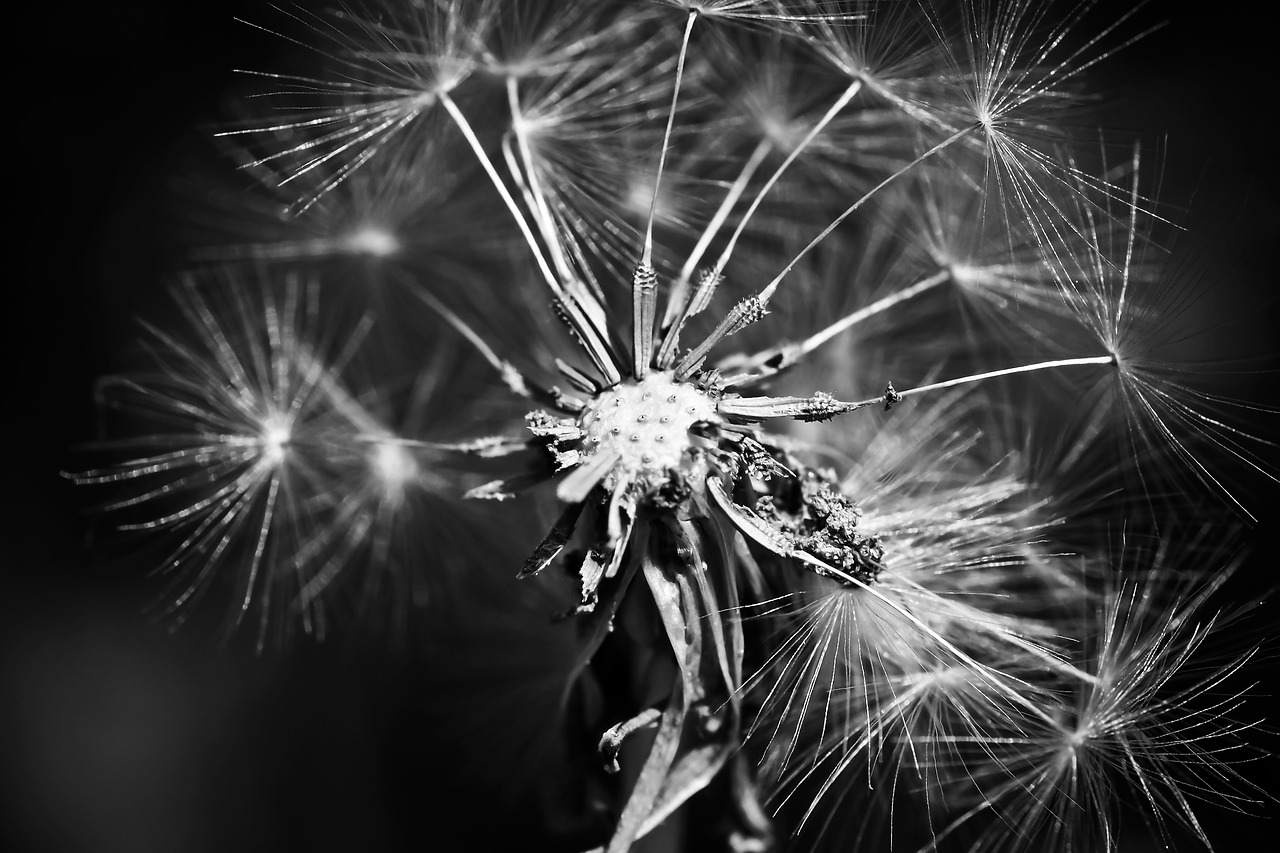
[579,371,715,477]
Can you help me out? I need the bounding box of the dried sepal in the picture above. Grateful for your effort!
[518,501,585,578]
[526,410,584,443]
[717,390,856,423]
[436,434,532,458]
[755,471,885,584]
[737,434,795,481]
[571,546,607,615]
[463,479,524,501]
[558,448,623,504]
[707,476,793,555]
[706,474,882,586]
[598,708,662,775]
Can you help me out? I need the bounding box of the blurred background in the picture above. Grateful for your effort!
[6,2,1277,851]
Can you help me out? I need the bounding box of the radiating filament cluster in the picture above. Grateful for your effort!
[68,2,1273,851]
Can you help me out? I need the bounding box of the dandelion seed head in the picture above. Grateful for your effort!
[623,171,683,232]
[976,105,997,135]
[577,371,715,488]
[1063,724,1091,751]
[371,439,417,494]
[344,225,400,258]
[757,110,809,154]
[656,0,775,21]
[260,414,292,465]
[945,260,982,289]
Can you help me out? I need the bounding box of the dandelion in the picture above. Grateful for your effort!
[222,1,503,209]
[70,2,1274,851]
[1037,150,1279,523]
[740,395,1072,809]
[930,0,1163,244]
[918,537,1269,853]
[68,272,478,649]
[193,111,500,277]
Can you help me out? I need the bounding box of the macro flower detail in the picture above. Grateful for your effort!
[66,274,488,648]
[743,470,885,584]
[505,267,898,612]
[65,2,1276,852]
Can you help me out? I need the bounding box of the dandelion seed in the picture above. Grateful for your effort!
[70,275,362,646]
[792,0,944,108]
[652,0,856,26]
[932,0,1165,256]
[736,396,1084,824]
[1033,149,1280,521]
[502,21,686,290]
[188,110,504,343]
[371,437,416,492]
[68,272,472,649]
[261,415,292,464]
[345,225,400,258]
[224,1,503,208]
[925,539,1269,853]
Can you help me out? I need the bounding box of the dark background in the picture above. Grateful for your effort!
[6,2,1277,851]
